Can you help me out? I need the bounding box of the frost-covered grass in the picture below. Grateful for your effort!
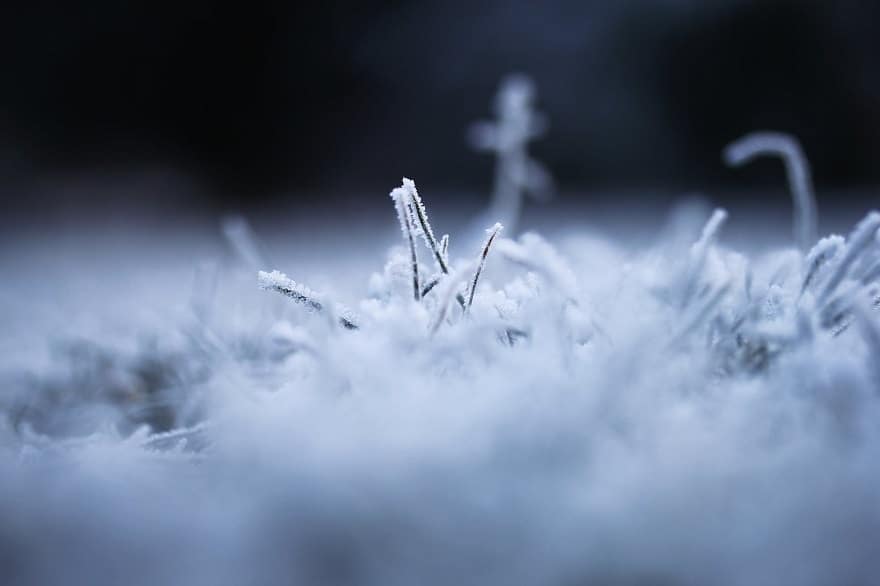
[2,171,880,585]
[2,77,880,583]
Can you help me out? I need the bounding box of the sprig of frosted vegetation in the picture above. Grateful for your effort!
[466,222,503,312]
[469,74,552,234]
[221,215,269,268]
[15,155,878,442]
[258,269,359,330]
[724,131,818,251]
[404,177,448,273]
[390,183,421,301]
[398,177,468,307]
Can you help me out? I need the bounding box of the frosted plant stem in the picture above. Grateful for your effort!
[421,276,441,297]
[390,184,421,301]
[401,177,467,308]
[258,270,359,330]
[801,235,844,296]
[816,211,880,305]
[723,132,817,252]
[401,178,447,273]
[861,260,880,285]
[671,282,732,347]
[681,208,728,309]
[141,422,213,450]
[429,263,475,335]
[489,155,522,234]
[466,223,503,313]
[221,215,269,267]
[853,298,880,382]
[468,75,551,235]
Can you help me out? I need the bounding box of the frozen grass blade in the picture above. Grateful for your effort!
[420,275,441,297]
[861,260,880,286]
[400,177,467,307]
[671,281,732,347]
[402,178,447,274]
[221,215,269,267]
[429,263,475,335]
[390,183,421,301]
[258,270,359,330]
[681,208,728,309]
[723,132,817,252]
[468,74,551,234]
[440,234,450,266]
[816,211,880,305]
[801,235,844,296]
[466,223,503,313]
[853,297,880,382]
[141,421,213,452]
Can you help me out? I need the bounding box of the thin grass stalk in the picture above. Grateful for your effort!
[466,223,503,312]
[390,185,421,301]
[723,132,817,252]
[258,270,359,330]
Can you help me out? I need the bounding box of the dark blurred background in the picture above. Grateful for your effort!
[1,0,879,215]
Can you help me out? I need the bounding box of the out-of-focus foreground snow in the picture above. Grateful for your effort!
[2,182,880,585]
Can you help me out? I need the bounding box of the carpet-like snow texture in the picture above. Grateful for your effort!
[2,186,880,586]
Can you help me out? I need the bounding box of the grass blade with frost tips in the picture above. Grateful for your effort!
[221,215,269,268]
[670,281,732,347]
[400,177,467,308]
[853,298,880,382]
[816,211,880,305]
[141,421,213,452]
[496,233,579,301]
[681,208,727,309]
[421,275,441,297]
[466,223,503,312]
[723,132,817,252]
[390,183,421,301]
[861,260,880,286]
[258,270,359,330]
[402,178,448,274]
[468,74,551,234]
[429,262,476,335]
[801,235,844,296]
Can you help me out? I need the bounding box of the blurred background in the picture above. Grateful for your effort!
[1,0,879,227]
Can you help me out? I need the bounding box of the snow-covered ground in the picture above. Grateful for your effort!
[2,173,880,585]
